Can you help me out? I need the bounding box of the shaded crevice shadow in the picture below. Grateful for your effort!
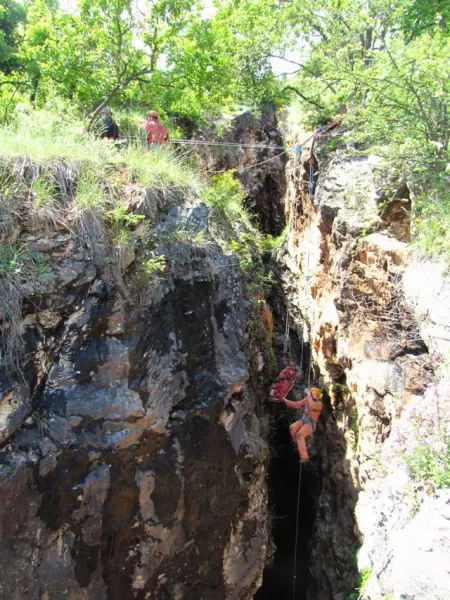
[255,419,318,600]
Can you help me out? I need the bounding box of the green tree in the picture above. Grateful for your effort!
[11,0,283,117]
[0,0,26,74]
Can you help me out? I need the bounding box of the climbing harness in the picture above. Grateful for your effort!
[300,399,319,432]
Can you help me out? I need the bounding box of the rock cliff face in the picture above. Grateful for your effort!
[1,112,449,600]
[0,174,271,599]
[195,105,287,235]
[277,129,450,600]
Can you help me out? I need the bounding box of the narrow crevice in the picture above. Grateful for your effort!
[255,415,318,599]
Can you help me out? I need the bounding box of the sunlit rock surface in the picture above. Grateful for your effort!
[277,131,450,600]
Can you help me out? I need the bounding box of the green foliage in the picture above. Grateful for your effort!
[413,183,450,263]
[31,173,55,210]
[345,558,372,600]
[202,171,260,255]
[142,254,166,277]
[404,427,450,489]
[0,102,119,162]
[125,145,203,197]
[360,566,372,593]
[106,204,145,228]
[209,0,450,262]
[0,0,280,123]
[202,171,280,301]
[350,412,359,450]
[259,228,287,255]
[0,0,26,74]
[75,167,106,210]
[0,242,22,277]
[402,0,450,40]
[202,170,245,212]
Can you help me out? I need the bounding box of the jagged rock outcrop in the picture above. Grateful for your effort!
[2,110,448,600]
[195,104,287,235]
[0,180,271,599]
[277,129,450,600]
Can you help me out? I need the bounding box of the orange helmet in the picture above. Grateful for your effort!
[310,387,322,400]
[147,110,159,119]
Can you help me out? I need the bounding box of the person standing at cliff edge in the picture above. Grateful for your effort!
[99,107,119,140]
[285,387,323,463]
[146,110,169,148]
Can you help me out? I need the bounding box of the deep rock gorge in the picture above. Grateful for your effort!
[1,110,450,600]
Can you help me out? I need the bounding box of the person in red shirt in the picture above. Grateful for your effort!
[145,110,169,148]
[285,387,323,463]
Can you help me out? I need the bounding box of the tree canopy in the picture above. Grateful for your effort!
[0,0,448,259]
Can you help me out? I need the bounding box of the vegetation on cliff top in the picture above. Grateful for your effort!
[0,111,276,370]
[1,0,449,261]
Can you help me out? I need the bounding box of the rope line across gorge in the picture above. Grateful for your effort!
[121,124,346,156]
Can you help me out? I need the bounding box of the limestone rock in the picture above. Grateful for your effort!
[391,491,450,600]
[0,187,270,599]
[0,380,30,444]
[281,140,450,600]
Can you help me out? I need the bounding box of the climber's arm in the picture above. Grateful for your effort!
[285,398,307,409]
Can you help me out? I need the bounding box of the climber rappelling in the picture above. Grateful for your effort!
[286,387,323,464]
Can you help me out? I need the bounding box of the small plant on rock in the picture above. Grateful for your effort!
[142,254,166,278]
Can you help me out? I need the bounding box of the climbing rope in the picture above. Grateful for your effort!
[292,463,303,600]
[199,149,288,176]
[121,122,346,159]
[289,134,321,598]
[170,138,286,150]
[120,136,286,151]
[284,310,292,361]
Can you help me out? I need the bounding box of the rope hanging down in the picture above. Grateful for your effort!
[290,135,318,599]
[292,463,303,600]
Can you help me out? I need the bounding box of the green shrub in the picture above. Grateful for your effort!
[202,171,260,251]
[345,565,372,600]
[142,255,166,277]
[404,428,450,489]
[75,167,107,211]
[260,228,287,255]
[124,145,203,197]
[413,182,450,263]
[350,412,359,450]
[202,170,245,212]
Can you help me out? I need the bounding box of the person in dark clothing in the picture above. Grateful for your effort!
[100,107,119,140]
